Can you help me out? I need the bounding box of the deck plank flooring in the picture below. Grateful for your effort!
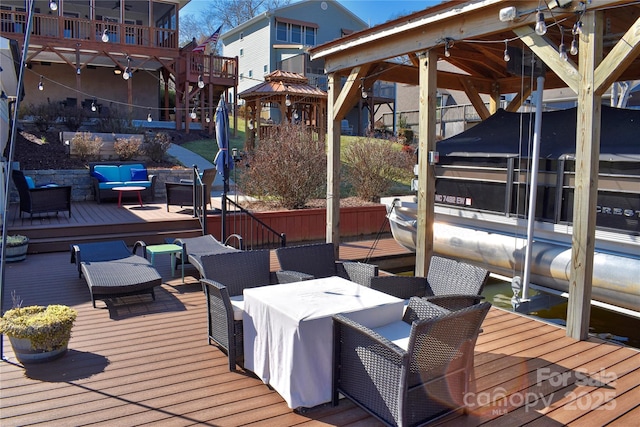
[1,202,639,426]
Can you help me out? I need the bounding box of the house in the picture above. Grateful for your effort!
[0,0,237,133]
[220,0,366,123]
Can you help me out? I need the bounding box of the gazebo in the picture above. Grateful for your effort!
[239,71,327,151]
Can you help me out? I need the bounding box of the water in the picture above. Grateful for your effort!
[482,277,640,350]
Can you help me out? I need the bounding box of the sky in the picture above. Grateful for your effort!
[180,1,443,28]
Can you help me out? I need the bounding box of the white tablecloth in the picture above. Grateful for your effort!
[243,276,404,409]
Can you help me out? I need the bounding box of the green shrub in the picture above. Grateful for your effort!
[114,136,142,160]
[343,137,414,202]
[71,132,103,161]
[143,132,171,163]
[240,122,326,209]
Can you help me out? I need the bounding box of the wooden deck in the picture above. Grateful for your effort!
[1,250,638,426]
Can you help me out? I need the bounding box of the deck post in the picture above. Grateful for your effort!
[567,11,602,340]
[414,50,437,277]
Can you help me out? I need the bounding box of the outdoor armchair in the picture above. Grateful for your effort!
[12,169,71,220]
[275,242,378,287]
[199,249,307,371]
[172,234,242,278]
[369,255,489,310]
[332,299,491,427]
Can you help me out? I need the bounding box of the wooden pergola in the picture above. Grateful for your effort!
[309,0,640,341]
[239,70,327,151]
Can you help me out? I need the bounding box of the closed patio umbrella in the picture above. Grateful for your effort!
[214,94,233,239]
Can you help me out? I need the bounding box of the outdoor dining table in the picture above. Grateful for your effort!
[242,275,404,410]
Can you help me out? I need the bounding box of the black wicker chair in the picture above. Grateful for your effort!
[199,250,307,371]
[275,242,378,287]
[165,167,217,211]
[332,299,491,426]
[369,255,489,310]
[12,169,71,220]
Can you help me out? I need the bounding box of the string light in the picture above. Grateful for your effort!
[91,101,97,112]
[205,112,211,123]
[559,43,568,61]
[570,38,578,55]
[361,77,368,98]
[248,120,254,130]
[198,74,205,89]
[123,67,130,80]
[535,11,547,36]
[503,40,510,62]
[285,93,291,107]
[190,107,197,120]
[49,1,58,11]
[101,29,109,43]
[76,67,81,75]
[444,40,452,57]
[572,20,582,35]
[147,110,152,122]
[38,76,44,91]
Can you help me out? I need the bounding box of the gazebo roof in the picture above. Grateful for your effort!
[239,70,327,100]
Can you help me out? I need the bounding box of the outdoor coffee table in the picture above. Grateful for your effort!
[242,276,404,409]
[112,186,145,208]
[146,244,184,283]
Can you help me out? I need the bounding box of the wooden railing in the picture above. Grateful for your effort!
[2,11,178,49]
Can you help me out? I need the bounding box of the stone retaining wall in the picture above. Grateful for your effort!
[10,168,193,202]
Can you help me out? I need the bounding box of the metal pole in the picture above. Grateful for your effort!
[521,76,545,300]
[1,0,36,360]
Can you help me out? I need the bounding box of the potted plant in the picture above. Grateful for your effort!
[2,235,29,262]
[0,302,77,364]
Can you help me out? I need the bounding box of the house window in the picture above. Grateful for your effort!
[240,32,244,40]
[305,27,316,46]
[240,73,244,80]
[276,21,287,41]
[263,64,268,73]
[290,24,302,43]
[240,48,243,56]
[248,70,253,78]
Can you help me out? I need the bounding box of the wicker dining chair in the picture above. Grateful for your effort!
[369,255,489,310]
[200,250,307,371]
[332,299,491,426]
[275,242,378,287]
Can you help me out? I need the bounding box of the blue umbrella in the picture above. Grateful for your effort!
[214,95,233,239]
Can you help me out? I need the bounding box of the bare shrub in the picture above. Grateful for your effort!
[343,137,414,202]
[143,131,171,163]
[240,122,326,209]
[29,103,59,132]
[71,132,103,161]
[95,107,139,133]
[114,136,142,160]
[62,105,86,131]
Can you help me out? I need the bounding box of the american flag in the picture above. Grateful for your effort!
[192,25,222,53]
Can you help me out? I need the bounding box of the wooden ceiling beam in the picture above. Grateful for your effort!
[594,15,640,94]
[459,76,491,120]
[512,26,581,93]
[332,64,371,121]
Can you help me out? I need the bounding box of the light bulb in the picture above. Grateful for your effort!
[503,47,510,62]
[147,113,152,122]
[122,68,130,80]
[205,113,211,123]
[535,12,547,36]
[248,121,254,130]
[361,88,368,99]
[285,95,291,107]
[559,44,568,61]
[91,102,97,112]
[572,21,583,35]
[190,110,197,120]
[293,111,299,119]
[570,39,578,55]
[444,45,451,57]
[101,30,109,43]
[198,75,205,89]
[76,67,81,75]
[38,77,44,91]
[49,0,58,11]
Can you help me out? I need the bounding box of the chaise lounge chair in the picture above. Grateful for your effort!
[70,240,162,308]
[171,234,243,278]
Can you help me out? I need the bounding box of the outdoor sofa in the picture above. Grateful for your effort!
[89,161,156,203]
